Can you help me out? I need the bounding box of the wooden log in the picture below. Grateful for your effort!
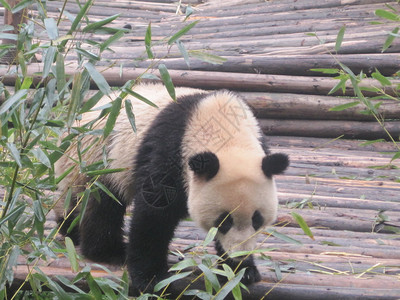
[116,53,400,77]
[266,135,399,152]
[278,192,400,212]
[276,176,400,207]
[41,1,171,20]
[100,30,399,60]
[243,92,400,121]
[91,68,400,97]
[10,262,400,300]
[259,119,400,140]
[199,0,392,13]
[1,64,399,97]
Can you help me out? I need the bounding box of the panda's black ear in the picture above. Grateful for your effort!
[189,152,219,180]
[262,153,289,178]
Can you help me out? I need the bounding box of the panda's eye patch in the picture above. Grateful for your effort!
[252,210,264,231]
[214,212,233,235]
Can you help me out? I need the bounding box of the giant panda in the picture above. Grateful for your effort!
[54,83,289,293]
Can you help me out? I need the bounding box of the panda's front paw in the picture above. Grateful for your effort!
[241,265,261,285]
[130,272,170,297]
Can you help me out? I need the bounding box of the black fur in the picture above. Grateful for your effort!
[58,185,126,265]
[57,208,80,245]
[79,184,127,265]
[252,210,264,231]
[214,211,234,235]
[189,151,219,181]
[215,240,261,285]
[262,153,289,178]
[127,92,207,294]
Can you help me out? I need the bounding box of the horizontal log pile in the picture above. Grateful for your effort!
[1,0,399,139]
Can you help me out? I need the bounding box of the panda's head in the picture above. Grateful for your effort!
[187,149,289,256]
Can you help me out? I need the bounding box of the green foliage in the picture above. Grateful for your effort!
[312,11,400,164]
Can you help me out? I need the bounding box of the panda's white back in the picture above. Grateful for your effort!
[54,83,204,216]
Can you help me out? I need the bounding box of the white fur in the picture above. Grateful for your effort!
[182,91,278,254]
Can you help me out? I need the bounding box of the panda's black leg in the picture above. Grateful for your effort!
[79,189,127,265]
[127,206,182,295]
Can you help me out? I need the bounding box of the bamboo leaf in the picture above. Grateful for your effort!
[0,33,18,40]
[31,148,51,168]
[184,5,194,21]
[375,9,400,21]
[391,151,400,162]
[0,89,28,115]
[11,0,34,13]
[214,268,245,300]
[359,139,385,146]
[158,64,176,101]
[44,18,59,40]
[124,99,136,133]
[0,205,25,227]
[33,200,45,223]
[291,212,314,240]
[21,77,33,91]
[154,271,192,292]
[198,264,220,291]
[100,30,124,53]
[177,40,190,68]
[76,48,100,61]
[310,68,340,75]
[371,69,392,86]
[56,53,66,99]
[145,22,154,59]
[124,89,158,108]
[0,0,11,10]
[335,25,346,52]
[168,21,198,45]
[82,14,120,33]
[6,142,22,167]
[43,46,57,79]
[203,227,218,247]
[264,229,302,245]
[103,96,122,138]
[79,91,104,114]
[79,189,91,225]
[93,181,121,204]
[56,166,75,185]
[329,101,359,111]
[189,50,227,65]
[84,63,111,95]
[140,73,160,80]
[60,0,93,48]
[229,248,276,258]
[329,77,348,95]
[382,27,399,52]
[169,258,197,271]
[65,237,80,272]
